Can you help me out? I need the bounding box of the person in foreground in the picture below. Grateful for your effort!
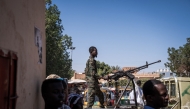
[68,93,83,109]
[142,79,169,109]
[85,46,105,108]
[46,74,68,104]
[41,78,71,109]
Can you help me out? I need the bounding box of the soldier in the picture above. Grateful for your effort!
[85,46,105,108]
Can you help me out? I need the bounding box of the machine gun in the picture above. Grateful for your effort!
[108,60,161,81]
[106,60,161,109]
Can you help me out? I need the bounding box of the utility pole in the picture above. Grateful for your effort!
[70,46,76,68]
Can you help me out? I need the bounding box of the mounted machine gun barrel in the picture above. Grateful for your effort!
[108,60,161,81]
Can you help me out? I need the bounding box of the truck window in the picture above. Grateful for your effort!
[170,82,176,97]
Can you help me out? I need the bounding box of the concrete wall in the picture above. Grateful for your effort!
[0,0,46,109]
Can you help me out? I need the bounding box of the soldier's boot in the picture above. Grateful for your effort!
[84,107,92,109]
[99,97,105,108]
[99,105,105,108]
[99,103,105,108]
[99,99,105,108]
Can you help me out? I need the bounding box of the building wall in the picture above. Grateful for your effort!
[0,0,45,109]
[75,73,85,79]
[133,73,160,79]
[71,72,160,81]
[122,67,138,73]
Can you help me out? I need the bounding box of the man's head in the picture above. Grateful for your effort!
[41,79,65,108]
[89,46,98,58]
[136,80,141,86]
[143,79,169,108]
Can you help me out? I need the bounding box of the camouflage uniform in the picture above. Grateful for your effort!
[85,56,104,108]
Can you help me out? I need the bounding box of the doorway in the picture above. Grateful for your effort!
[0,49,17,109]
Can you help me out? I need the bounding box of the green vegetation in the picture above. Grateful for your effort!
[165,38,190,77]
[45,0,74,78]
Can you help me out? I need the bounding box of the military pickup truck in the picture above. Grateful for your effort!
[159,77,190,109]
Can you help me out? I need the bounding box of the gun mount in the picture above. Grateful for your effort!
[105,60,161,109]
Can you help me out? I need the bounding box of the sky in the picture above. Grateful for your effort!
[52,0,190,73]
